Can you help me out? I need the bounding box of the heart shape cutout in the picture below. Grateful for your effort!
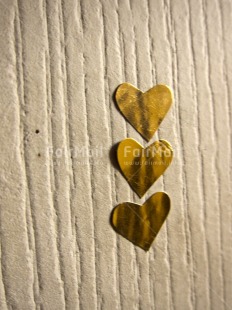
[117,138,173,197]
[111,192,171,251]
[115,83,173,141]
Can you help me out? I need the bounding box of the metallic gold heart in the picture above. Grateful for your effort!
[115,83,173,141]
[111,192,171,251]
[117,138,173,197]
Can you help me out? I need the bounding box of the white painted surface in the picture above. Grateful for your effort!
[0,0,231,309]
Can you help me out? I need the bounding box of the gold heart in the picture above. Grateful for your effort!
[115,83,173,141]
[117,138,173,197]
[111,192,170,251]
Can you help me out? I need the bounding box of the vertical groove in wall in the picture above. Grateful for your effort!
[79,0,99,306]
[187,0,211,308]
[100,1,121,308]
[100,1,123,307]
[205,3,226,306]
[14,3,38,308]
[168,0,196,307]
[202,0,226,308]
[16,1,44,307]
[173,30,196,308]
[44,2,65,306]
[170,1,193,308]
[79,0,98,300]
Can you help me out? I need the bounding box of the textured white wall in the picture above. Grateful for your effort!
[0,0,231,309]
